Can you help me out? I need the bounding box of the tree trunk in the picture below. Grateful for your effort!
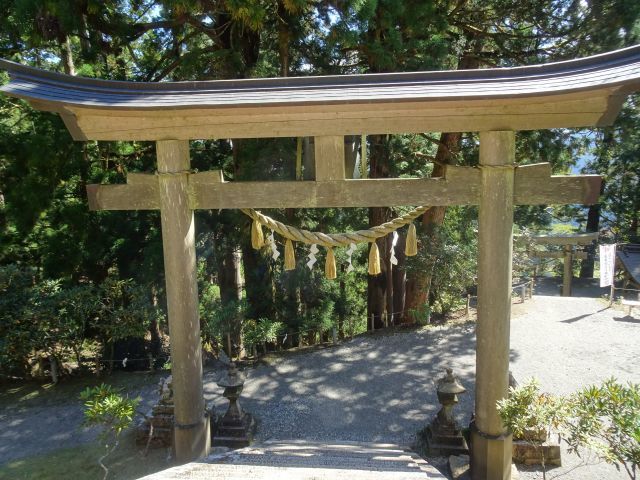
[241,241,274,320]
[403,39,482,322]
[277,1,291,78]
[392,231,407,325]
[579,199,602,278]
[217,246,243,357]
[49,355,59,384]
[367,135,391,330]
[60,35,76,76]
[148,286,163,367]
[404,133,460,321]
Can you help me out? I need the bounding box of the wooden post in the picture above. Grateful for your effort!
[472,131,514,480]
[610,246,617,306]
[157,140,209,463]
[314,135,345,180]
[466,294,471,320]
[520,284,526,303]
[562,245,573,296]
[529,279,534,299]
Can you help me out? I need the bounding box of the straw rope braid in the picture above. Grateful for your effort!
[241,205,431,248]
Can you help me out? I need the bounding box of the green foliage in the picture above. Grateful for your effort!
[408,304,431,326]
[0,264,160,377]
[498,379,566,443]
[498,378,640,479]
[498,378,567,478]
[407,207,477,315]
[80,383,139,438]
[200,295,246,348]
[564,379,640,479]
[95,275,155,345]
[242,318,285,350]
[80,383,140,479]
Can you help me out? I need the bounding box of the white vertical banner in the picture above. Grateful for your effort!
[599,244,616,287]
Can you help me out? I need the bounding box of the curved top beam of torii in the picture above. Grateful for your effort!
[1,46,640,141]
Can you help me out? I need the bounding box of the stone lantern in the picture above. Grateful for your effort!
[212,362,255,449]
[426,368,469,456]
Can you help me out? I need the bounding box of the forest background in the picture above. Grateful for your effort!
[0,0,639,381]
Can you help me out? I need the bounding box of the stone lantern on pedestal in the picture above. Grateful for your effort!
[212,362,255,449]
[426,368,469,456]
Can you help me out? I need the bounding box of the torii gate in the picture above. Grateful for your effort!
[2,45,640,480]
[527,232,599,296]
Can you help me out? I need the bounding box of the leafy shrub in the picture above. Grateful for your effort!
[80,383,140,480]
[406,207,477,315]
[564,379,640,479]
[497,379,567,479]
[498,378,640,480]
[243,318,285,353]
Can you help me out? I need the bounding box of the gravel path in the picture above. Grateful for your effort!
[510,280,640,480]
[2,278,639,480]
[0,382,159,465]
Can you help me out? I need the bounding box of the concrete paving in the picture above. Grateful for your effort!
[139,440,446,479]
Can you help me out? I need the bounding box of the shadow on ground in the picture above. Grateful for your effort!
[204,323,478,448]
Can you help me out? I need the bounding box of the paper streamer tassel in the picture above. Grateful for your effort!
[284,239,296,271]
[405,222,418,257]
[368,241,381,275]
[251,219,264,249]
[325,247,337,280]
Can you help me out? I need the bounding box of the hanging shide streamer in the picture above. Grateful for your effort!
[390,231,399,265]
[307,244,319,270]
[267,231,280,260]
[368,241,381,275]
[325,247,337,279]
[405,222,418,256]
[284,239,296,270]
[251,219,264,249]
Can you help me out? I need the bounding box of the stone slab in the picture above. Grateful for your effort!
[512,439,561,466]
[449,455,520,480]
[449,455,470,480]
[139,439,446,479]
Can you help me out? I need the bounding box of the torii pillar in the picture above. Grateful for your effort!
[472,131,514,478]
[157,140,209,462]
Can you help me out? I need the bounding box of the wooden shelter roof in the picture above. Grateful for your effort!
[1,46,640,140]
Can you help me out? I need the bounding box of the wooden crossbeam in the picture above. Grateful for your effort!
[531,251,589,259]
[86,163,601,211]
[529,232,599,245]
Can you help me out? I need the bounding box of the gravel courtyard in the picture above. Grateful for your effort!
[1,278,638,479]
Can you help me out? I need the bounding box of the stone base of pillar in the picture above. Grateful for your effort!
[512,438,561,466]
[174,413,211,463]
[425,421,469,457]
[470,422,512,480]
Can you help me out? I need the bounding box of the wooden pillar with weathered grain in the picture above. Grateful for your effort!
[157,140,210,463]
[562,245,573,296]
[472,131,515,480]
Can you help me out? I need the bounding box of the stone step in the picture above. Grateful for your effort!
[139,440,446,479]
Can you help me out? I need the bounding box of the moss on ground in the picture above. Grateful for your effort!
[0,431,172,480]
